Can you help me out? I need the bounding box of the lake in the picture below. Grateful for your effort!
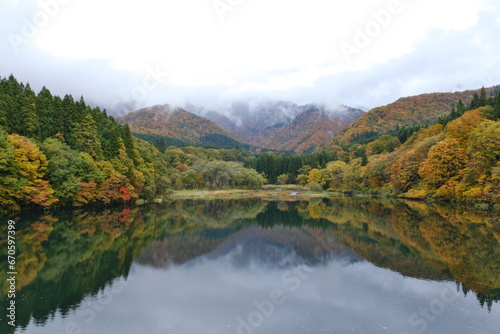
[1,198,499,334]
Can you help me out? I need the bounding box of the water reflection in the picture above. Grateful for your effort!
[0,199,498,334]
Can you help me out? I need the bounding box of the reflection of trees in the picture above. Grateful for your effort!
[396,202,500,299]
[0,199,268,333]
[0,208,144,333]
[306,198,500,309]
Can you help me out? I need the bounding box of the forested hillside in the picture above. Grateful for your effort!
[332,88,498,149]
[117,105,247,150]
[0,75,265,214]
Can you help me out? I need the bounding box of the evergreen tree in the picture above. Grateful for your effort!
[3,75,24,133]
[456,99,466,115]
[73,113,103,159]
[99,116,121,159]
[52,96,65,138]
[493,91,500,120]
[479,86,488,106]
[61,94,77,144]
[469,91,487,110]
[19,83,39,138]
[37,86,56,139]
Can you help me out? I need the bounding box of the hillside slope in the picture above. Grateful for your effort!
[332,88,497,148]
[117,105,246,149]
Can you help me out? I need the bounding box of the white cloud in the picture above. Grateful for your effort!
[0,0,498,112]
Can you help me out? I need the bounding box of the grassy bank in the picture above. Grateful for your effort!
[164,185,331,201]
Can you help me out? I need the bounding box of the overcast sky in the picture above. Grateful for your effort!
[1,0,499,115]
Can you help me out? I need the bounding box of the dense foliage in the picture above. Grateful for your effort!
[245,151,338,184]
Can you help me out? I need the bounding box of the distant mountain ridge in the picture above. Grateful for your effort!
[185,100,365,154]
[116,104,246,149]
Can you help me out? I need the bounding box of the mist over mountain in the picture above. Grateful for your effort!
[185,100,365,154]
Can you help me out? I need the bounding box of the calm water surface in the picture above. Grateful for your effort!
[1,198,499,334]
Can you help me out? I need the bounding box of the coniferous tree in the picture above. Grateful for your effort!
[99,116,121,159]
[61,94,77,145]
[73,112,102,159]
[493,91,500,120]
[4,75,23,134]
[37,86,56,139]
[479,87,488,106]
[52,96,65,138]
[456,99,466,115]
[19,83,39,138]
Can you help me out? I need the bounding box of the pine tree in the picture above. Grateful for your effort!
[456,99,466,115]
[19,95,39,138]
[493,91,500,120]
[99,117,121,159]
[3,75,23,133]
[479,87,488,106]
[52,96,65,139]
[37,86,56,139]
[61,94,77,145]
[73,113,102,159]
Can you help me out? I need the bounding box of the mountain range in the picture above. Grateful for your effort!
[185,101,365,154]
[116,86,498,154]
[117,100,365,154]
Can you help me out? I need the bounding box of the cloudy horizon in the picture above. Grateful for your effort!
[1,0,499,116]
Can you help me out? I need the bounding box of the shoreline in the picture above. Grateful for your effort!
[163,186,329,201]
[153,186,499,211]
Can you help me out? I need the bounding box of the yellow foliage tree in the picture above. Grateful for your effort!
[419,138,468,189]
[6,134,57,207]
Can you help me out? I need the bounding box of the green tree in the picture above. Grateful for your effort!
[40,138,84,204]
[367,135,401,155]
[202,161,234,188]
[37,86,56,139]
[234,168,265,189]
[277,174,293,185]
[18,83,40,138]
[181,169,198,189]
[73,113,103,159]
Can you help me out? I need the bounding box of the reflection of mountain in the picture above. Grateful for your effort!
[206,225,361,268]
[135,224,361,270]
[134,228,237,268]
